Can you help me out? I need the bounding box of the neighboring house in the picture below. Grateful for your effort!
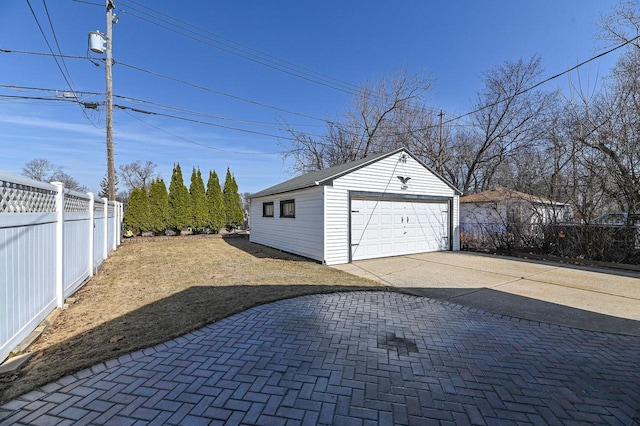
[249,148,462,265]
[460,186,571,246]
[593,212,640,227]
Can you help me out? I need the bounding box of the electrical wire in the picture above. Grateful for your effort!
[0,48,87,60]
[0,83,325,135]
[0,48,333,125]
[0,93,78,103]
[70,0,102,6]
[116,60,331,124]
[121,110,282,155]
[42,0,77,92]
[118,0,371,99]
[4,31,635,145]
[25,0,100,128]
[0,83,102,96]
[114,103,300,141]
[413,34,640,133]
[113,94,325,134]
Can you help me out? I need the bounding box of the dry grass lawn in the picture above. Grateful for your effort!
[0,234,386,403]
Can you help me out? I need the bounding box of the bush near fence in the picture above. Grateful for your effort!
[461,222,640,265]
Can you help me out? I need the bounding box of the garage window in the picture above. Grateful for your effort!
[280,199,295,218]
[262,202,274,217]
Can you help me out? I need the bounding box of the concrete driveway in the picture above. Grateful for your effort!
[333,252,640,336]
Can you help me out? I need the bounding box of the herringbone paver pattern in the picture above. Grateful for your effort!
[1,292,639,425]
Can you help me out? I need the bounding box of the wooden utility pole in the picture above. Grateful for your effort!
[438,110,444,147]
[106,0,115,200]
[438,110,445,175]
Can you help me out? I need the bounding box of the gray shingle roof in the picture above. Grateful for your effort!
[250,149,404,198]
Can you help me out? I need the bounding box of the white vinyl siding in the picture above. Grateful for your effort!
[452,195,460,250]
[249,187,324,262]
[332,153,455,197]
[325,151,459,264]
[323,187,349,265]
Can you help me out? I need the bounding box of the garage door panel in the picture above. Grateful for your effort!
[351,198,449,261]
[380,243,394,255]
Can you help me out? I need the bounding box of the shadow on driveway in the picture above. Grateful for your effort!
[333,251,640,337]
[399,286,640,336]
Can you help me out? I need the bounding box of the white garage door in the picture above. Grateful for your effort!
[351,198,449,261]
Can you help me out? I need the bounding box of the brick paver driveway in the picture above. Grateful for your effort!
[1,291,639,425]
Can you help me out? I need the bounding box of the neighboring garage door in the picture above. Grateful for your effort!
[351,198,449,261]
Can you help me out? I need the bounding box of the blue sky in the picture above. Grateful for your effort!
[0,1,622,195]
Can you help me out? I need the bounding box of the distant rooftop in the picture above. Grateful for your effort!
[461,187,564,205]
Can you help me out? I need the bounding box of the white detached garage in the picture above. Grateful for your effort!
[249,149,461,265]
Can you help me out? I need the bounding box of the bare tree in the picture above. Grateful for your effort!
[22,158,87,192]
[560,3,640,217]
[282,69,434,173]
[22,158,55,181]
[572,49,640,214]
[597,0,640,46]
[118,160,158,191]
[454,55,557,194]
[50,170,88,192]
[240,192,252,212]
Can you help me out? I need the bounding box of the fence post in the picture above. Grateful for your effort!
[52,182,65,308]
[116,202,122,246]
[103,197,108,259]
[111,201,117,251]
[88,192,95,277]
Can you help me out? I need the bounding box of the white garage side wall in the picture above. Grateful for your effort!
[249,187,324,262]
[452,195,460,251]
[324,152,460,264]
[324,186,350,265]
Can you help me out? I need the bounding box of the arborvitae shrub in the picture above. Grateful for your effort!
[148,178,169,235]
[168,163,191,234]
[206,170,225,233]
[190,168,208,233]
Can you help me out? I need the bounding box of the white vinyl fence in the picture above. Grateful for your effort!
[0,172,122,363]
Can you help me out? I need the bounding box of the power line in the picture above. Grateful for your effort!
[72,0,380,102]
[0,83,102,96]
[123,0,365,94]
[0,94,78,102]
[0,47,332,124]
[0,48,87,60]
[118,0,370,99]
[25,0,100,127]
[42,0,77,92]
[113,94,324,132]
[115,60,330,124]
[114,103,299,141]
[431,34,640,131]
[0,91,287,154]
[6,30,633,145]
[0,83,324,134]
[121,110,282,156]
[71,0,102,6]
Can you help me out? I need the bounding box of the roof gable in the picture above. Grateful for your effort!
[250,149,461,198]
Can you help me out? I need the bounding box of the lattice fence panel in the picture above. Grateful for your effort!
[0,180,57,213]
[94,200,105,213]
[64,193,90,213]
